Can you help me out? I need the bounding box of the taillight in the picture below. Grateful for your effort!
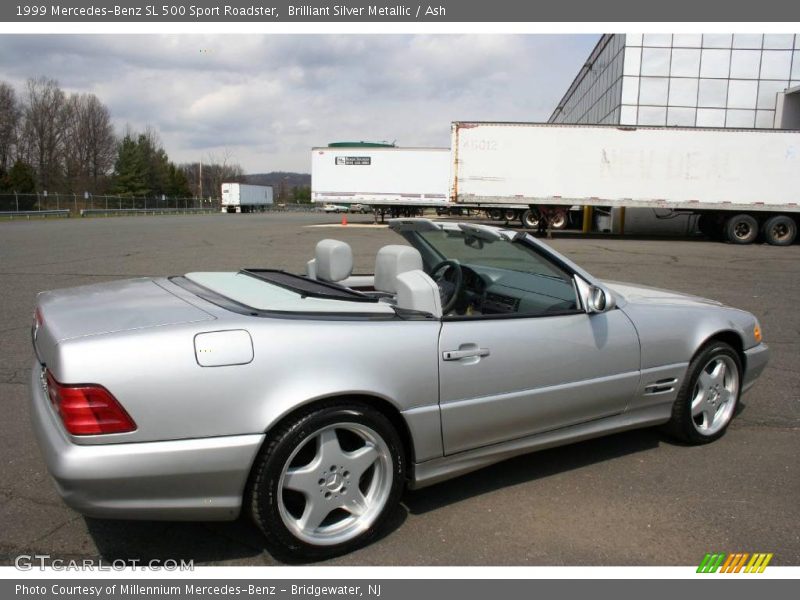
[45,371,137,435]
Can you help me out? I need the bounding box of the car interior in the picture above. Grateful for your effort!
[303,233,580,319]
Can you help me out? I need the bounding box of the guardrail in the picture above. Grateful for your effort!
[0,209,70,219]
[80,208,220,217]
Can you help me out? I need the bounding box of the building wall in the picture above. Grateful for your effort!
[549,34,625,125]
[620,33,800,128]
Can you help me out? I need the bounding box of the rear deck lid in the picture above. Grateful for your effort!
[35,278,214,351]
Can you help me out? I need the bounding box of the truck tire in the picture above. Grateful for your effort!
[487,208,503,221]
[724,214,759,245]
[761,215,797,246]
[503,209,517,221]
[549,208,568,230]
[520,209,539,229]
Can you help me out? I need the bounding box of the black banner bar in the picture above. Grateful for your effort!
[2,0,800,22]
[4,579,800,600]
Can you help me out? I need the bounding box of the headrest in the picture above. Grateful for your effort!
[374,245,423,293]
[395,270,442,317]
[315,239,353,282]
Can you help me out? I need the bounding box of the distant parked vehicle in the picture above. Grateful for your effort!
[322,203,349,213]
[221,183,273,214]
[349,204,371,214]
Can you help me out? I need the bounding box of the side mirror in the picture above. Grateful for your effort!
[587,285,616,313]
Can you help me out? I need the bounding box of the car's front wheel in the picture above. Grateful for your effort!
[249,401,405,560]
[665,341,742,444]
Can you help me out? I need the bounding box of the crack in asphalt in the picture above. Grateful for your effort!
[0,488,68,510]
[27,514,83,546]
[1,370,29,385]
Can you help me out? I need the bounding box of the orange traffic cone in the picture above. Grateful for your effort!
[341,214,348,226]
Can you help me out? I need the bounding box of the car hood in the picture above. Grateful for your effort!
[602,280,724,308]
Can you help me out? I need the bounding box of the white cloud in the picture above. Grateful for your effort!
[0,34,598,172]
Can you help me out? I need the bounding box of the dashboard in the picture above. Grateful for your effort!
[453,265,579,316]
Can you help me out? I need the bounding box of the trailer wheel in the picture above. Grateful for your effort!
[520,209,539,229]
[548,208,568,230]
[503,209,517,221]
[486,208,503,221]
[762,215,797,246]
[724,214,759,245]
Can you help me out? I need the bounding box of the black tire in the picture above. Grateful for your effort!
[761,215,797,246]
[487,208,503,221]
[503,209,517,221]
[724,213,759,244]
[249,401,405,560]
[520,209,539,229]
[549,208,568,230]
[664,342,742,445]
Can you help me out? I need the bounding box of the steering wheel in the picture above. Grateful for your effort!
[430,260,464,314]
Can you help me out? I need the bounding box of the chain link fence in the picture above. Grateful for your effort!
[0,193,221,215]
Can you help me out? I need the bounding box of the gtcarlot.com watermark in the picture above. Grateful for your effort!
[14,554,194,571]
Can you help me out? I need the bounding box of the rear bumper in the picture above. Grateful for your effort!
[29,361,264,521]
[742,343,769,394]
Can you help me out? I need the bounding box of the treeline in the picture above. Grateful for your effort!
[0,77,244,198]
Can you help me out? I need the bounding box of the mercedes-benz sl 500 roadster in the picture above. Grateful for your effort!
[29,219,768,558]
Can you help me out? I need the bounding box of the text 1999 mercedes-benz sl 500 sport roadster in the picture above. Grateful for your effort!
[29,219,769,559]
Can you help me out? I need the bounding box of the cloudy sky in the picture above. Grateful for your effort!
[0,34,598,173]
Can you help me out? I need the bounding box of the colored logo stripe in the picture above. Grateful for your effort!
[697,553,726,573]
[697,552,773,573]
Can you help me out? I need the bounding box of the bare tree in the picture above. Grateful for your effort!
[0,81,19,172]
[20,77,69,190]
[180,150,244,199]
[63,93,116,193]
[205,149,244,197]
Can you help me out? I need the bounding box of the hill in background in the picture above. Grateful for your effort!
[244,172,310,188]
[242,172,311,202]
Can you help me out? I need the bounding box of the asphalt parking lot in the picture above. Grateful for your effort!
[1,212,798,566]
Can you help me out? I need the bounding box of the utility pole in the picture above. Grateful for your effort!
[198,159,203,200]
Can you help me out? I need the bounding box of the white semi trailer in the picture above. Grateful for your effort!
[451,122,800,245]
[220,183,273,213]
[312,145,457,217]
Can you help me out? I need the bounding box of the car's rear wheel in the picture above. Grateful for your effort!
[250,402,404,560]
[665,342,741,444]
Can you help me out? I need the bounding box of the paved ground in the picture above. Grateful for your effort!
[0,212,798,566]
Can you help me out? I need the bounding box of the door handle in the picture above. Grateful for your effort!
[442,347,490,361]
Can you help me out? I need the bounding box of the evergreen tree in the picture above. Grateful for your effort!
[167,162,191,197]
[112,134,149,196]
[7,159,36,192]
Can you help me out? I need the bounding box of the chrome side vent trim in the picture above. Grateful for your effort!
[644,377,678,395]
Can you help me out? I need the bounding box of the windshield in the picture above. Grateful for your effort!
[417,229,572,281]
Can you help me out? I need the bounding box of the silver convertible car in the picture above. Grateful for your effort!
[29,219,768,559]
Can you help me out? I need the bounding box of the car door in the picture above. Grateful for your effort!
[438,307,640,454]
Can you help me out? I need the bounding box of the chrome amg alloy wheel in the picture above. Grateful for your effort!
[278,423,393,546]
[690,355,739,436]
[249,402,404,559]
[666,341,742,444]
